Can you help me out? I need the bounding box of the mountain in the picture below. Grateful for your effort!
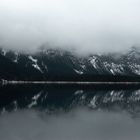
[0,46,140,81]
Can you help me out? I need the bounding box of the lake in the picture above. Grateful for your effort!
[0,85,140,140]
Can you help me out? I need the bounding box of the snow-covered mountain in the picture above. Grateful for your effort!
[0,46,140,81]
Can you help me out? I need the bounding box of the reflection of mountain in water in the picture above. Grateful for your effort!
[1,85,140,115]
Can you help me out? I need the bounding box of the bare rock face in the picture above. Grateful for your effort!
[0,47,140,81]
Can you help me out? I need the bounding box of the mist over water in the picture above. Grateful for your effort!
[0,86,140,140]
[0,108,140,140]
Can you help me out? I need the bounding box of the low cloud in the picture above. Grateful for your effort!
[0,0,140,54]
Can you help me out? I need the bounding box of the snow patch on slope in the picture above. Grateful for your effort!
[1,49,7,56]
[28,56,37,63]
[74,69,84,75]
[13,52,19,63]
[103,62,124,75]
[129,63,140,75]
[89,56,98,69]
[28,56,43,73]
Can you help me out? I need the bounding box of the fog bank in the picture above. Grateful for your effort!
[0,0,140,54]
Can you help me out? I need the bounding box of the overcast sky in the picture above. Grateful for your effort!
[0,0,140,54]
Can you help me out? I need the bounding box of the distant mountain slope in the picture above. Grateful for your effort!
[0,47,140,81]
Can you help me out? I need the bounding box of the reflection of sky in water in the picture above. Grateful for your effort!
[1,86,140,140]
[0,108,140,140]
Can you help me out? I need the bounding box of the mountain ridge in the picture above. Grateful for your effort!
[0,47,140,81]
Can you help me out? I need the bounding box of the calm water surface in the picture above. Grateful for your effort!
[0,85,140,140]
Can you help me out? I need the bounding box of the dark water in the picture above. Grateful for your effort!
[1,85,140,140]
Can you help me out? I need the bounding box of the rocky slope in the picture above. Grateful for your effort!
[0,46,140,81]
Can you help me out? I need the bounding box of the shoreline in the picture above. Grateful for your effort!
[1,80,140,85]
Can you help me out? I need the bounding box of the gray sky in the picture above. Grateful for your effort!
[0,0,140,54]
